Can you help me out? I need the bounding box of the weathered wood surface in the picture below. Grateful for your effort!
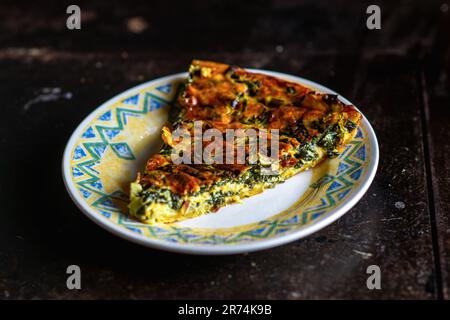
[423,5,450,300]
[0,0,447,299]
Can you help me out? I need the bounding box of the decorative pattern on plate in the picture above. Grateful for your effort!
[69,76,370,246]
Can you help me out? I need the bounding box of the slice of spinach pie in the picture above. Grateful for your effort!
[129,60,362,224]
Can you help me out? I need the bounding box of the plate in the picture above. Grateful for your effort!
[62,70,379,255]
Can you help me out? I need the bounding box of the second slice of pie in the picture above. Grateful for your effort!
[129,60,362,224]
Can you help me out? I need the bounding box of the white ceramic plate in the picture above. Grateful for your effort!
[62,70,379,255]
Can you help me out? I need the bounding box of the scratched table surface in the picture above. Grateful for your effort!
[0,0,449,300]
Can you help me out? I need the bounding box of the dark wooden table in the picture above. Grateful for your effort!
[1,0,449,299]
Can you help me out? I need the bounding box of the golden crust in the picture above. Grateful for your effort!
[140,60,361,195]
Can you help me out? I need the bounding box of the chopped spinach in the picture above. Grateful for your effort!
[344,120,357,132]
[286,87,297,94]
[296,142,318,163]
